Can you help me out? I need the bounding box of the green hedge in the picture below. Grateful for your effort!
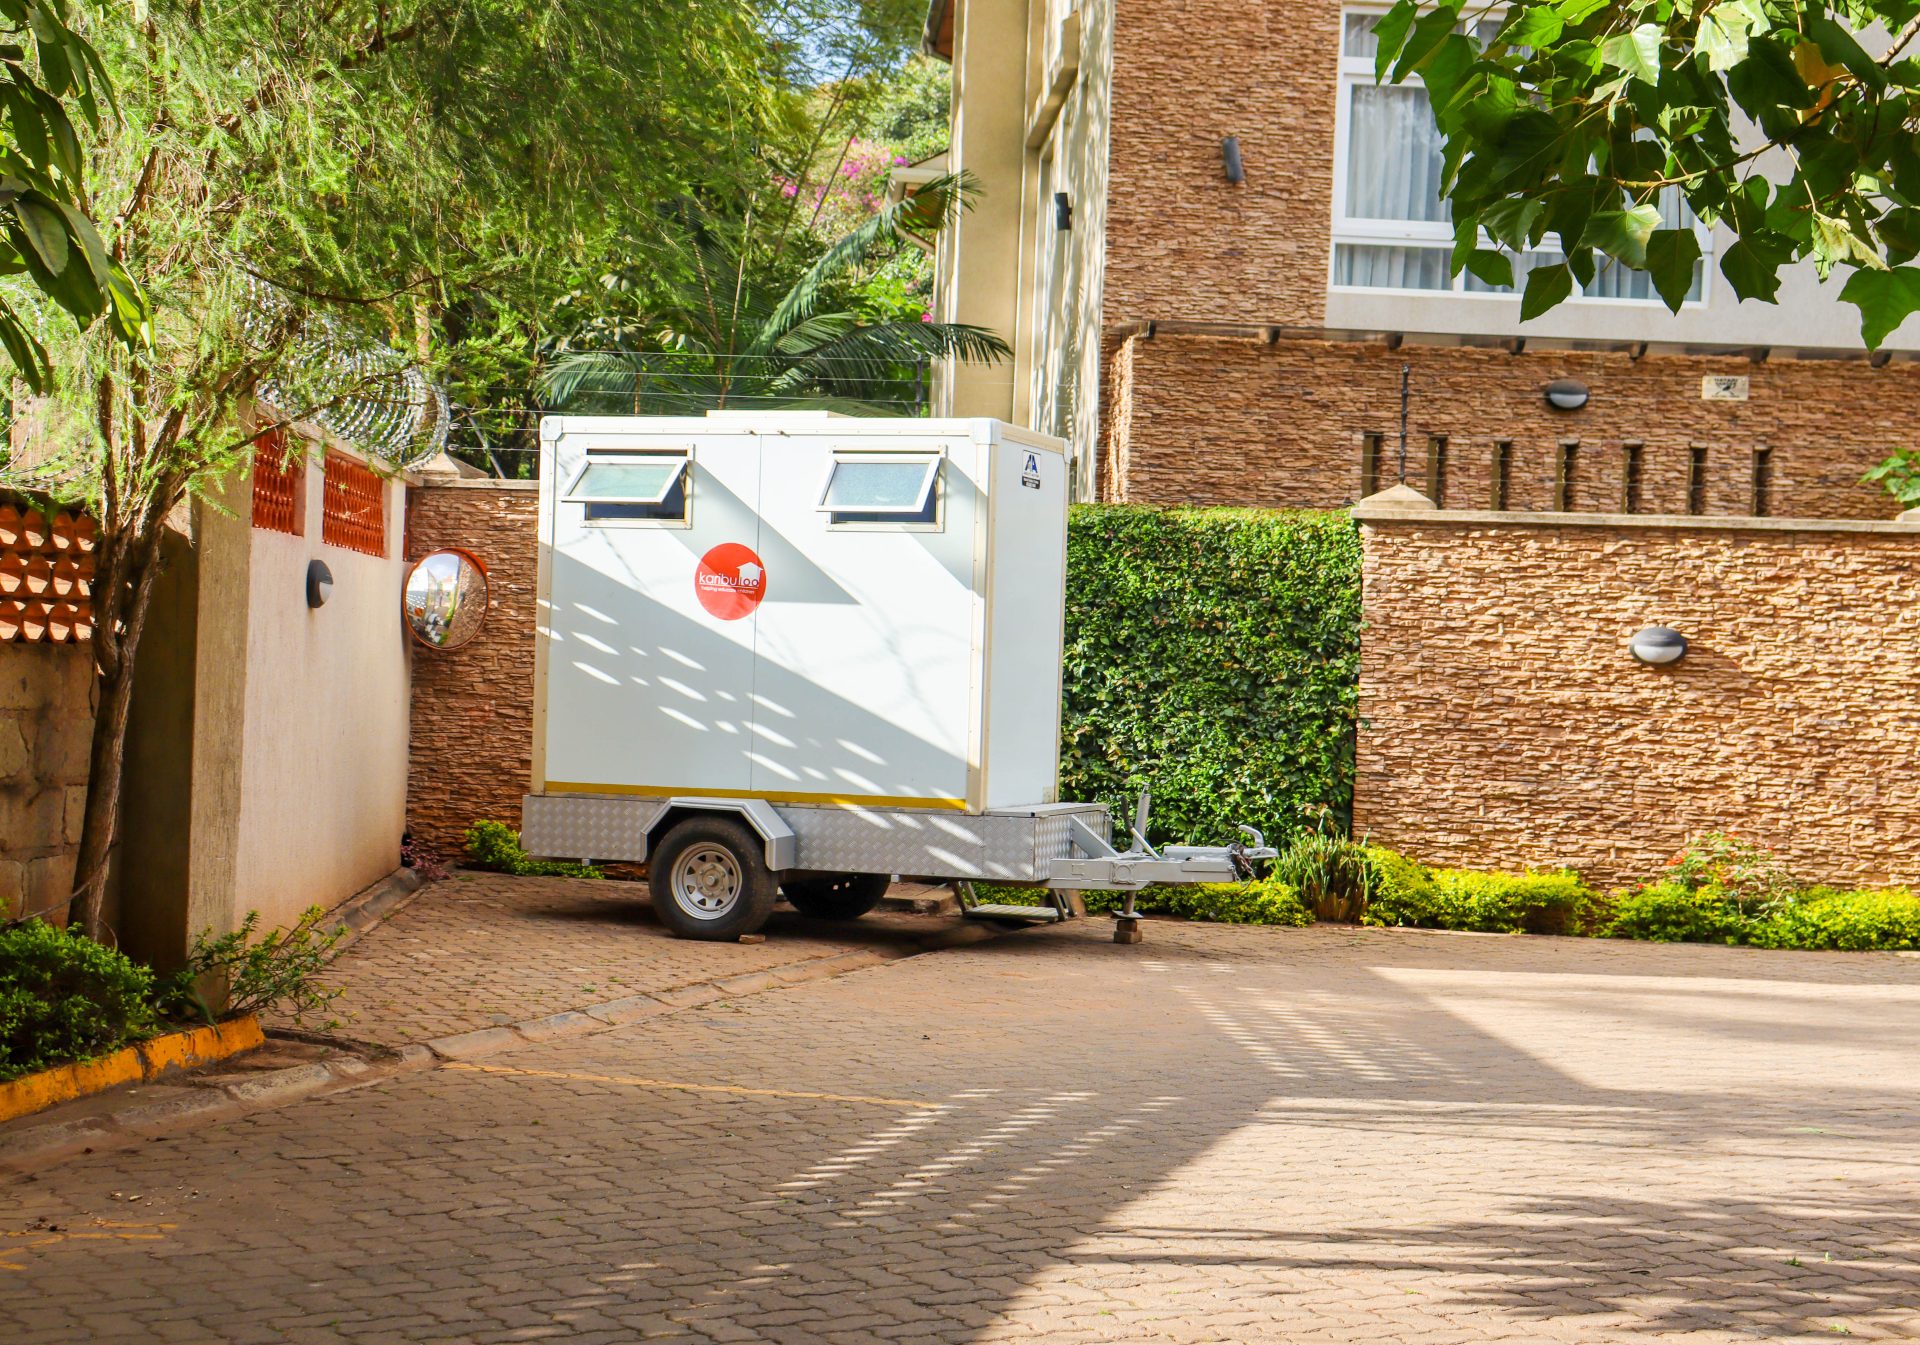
[1606,883,1920,950]
[0,920,157,1081]
[1062,506,1361,851]
[1362,859,1597,935]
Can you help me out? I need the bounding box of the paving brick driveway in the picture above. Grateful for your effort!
[290,871,958,1045]
[8,919,1920,1343]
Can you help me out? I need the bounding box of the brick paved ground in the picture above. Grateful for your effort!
[8,920,1920,1343]
[291,871,957,1045]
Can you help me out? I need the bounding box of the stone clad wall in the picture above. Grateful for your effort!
[405,481,539,860]
[1102,334,1920,520]
[0,645,92,919]
[1103,0,1339,326]
[1353,514,1920,887]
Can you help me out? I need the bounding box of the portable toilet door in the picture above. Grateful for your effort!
[535,416,767,798]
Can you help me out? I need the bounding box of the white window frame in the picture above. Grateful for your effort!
[1330,6,1711,308]
[815,450,944,531]
[563,450,693,529]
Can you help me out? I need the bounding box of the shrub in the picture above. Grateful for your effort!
[1361,857,1594,934]
[0,920,157,1081]
[1269,807,1372,920]
[155,907,348,1027]
[1662,832,1797,917]
[1603,882,1748,943]
[1749,888,1920,952]
[465,820,604,879]
[1061,506,1361,853]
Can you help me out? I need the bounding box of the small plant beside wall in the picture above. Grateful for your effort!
[156,906,349,1029]
[465,820,604,879]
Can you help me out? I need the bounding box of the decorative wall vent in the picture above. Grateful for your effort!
[0,502,95,642]
[321,453,386,557]
[250,428,302,535]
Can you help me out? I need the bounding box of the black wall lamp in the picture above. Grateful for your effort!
[1629,625,1688,665]
[1544,378,1590,411]
[307,558,334,609]
[1054,191,1073,231]
[1221,136,1245,184]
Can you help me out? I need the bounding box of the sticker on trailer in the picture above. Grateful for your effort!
[1021,453,1041,489]
[695,543,767,620]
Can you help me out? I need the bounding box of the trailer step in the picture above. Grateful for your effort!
[961,903,1066,923]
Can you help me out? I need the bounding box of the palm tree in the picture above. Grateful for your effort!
[540,175,1008,416]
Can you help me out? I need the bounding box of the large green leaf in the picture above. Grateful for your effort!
[1601,23,1663,85]
[1644,228,1702,312]
[1840,266,1920,348]
[1519,260,1573,319]
[14,194,67,274]
[1580,204,1662,268]
[1717,234,1787,302]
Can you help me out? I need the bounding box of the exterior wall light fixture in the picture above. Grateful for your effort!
[307,558,334,609]
[1054,191,1073,231]
[1544,379,1590,411]
[1629,625,1687,665]
[1221,136,1245,184]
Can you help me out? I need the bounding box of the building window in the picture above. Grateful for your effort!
[1489,441,1511,509]
[1622,441,1644,514]
[250,428,302,536]
[1554,442,1578,511]
[1333,10,1707,303]
[1360,431,1384,497]
[1426,435,1448,507]
[565,454,691,525]
[1751,446,1773,517]
[321,452,387,556]
[1687,446,1708,515]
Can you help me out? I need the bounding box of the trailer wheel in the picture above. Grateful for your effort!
[649,817,779,940]
[783,873,890,921]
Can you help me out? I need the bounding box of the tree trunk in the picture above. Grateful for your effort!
[70,521,165,942]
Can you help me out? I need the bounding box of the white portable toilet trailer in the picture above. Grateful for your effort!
[521,412,1270,941]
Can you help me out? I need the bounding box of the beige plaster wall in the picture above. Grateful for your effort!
[226,445,410,932]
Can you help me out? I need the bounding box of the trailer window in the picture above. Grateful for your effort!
[818,454,940,526]
[565,455,690,524]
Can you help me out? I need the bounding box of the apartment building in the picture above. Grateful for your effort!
[922,0,1920,518]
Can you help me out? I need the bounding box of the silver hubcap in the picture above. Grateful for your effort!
[670,844,743,920]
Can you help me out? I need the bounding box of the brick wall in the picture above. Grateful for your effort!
[1104,0,1338,325]
[405,481,539,860]
[0,645,92,919]
[1102,333,1920,519]
[1354,514,1920,887]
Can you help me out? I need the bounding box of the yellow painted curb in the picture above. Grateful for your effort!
[0,1014,265,1124]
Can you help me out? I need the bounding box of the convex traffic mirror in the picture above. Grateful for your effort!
[403,549,489,651]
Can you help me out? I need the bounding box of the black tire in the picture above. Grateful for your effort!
[783,872,890,921]
[648,817,779,941]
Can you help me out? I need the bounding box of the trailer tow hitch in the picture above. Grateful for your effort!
[1047,790,1278,944]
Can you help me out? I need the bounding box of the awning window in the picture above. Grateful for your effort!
[565,454,691,523]
[817,454,940,524]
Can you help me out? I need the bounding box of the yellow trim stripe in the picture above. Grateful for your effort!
[542,781,970,811]
[445,1062,937,1110]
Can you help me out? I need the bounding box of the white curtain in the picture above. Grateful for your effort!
[1346,84,1449,224]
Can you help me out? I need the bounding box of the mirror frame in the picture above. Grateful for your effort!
[402,547,491,652]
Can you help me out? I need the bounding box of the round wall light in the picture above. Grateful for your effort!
[307,558,334,609]
[1629,625,1687,665]
[1544,378,1590,411]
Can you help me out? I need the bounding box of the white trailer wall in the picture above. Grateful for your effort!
[535,415,1068,815]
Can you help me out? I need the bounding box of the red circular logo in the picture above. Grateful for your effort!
[694,543,767,621]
